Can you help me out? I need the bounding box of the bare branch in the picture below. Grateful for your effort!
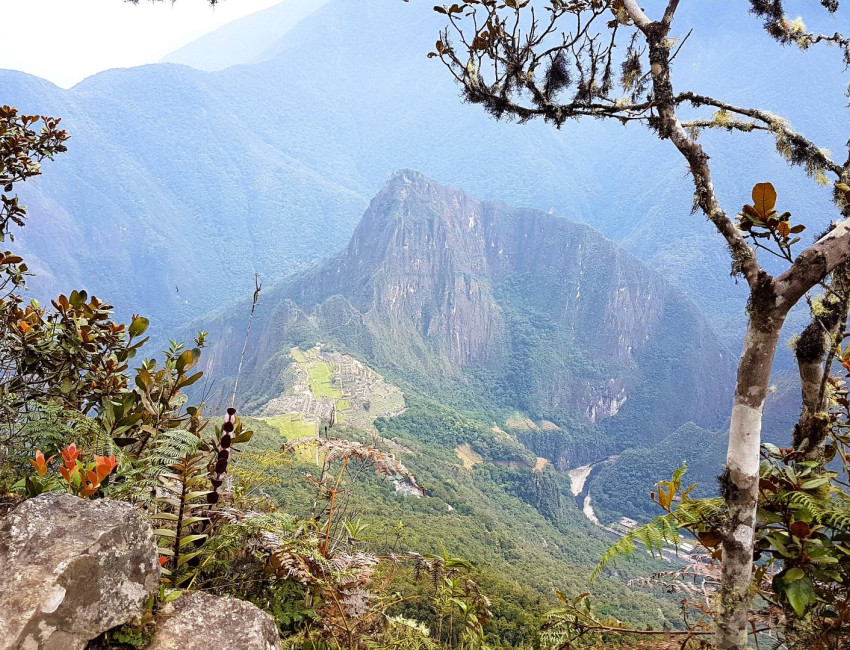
[662,0,681,26]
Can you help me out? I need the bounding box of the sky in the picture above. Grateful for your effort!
[0,0,284,88]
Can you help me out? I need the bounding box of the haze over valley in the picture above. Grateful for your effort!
[2,2,850,648]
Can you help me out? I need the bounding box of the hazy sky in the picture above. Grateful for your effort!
[0,0,284,88]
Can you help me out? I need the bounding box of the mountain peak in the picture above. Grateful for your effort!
[388,168,429,184]
[375,169,466,207]
[263,174,733,431]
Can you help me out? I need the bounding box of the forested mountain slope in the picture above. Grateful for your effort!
[3,0,846,357]
[160,0,329,72]
[200,171,734,456]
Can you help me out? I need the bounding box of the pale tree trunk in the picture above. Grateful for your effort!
[716,296,785,649]
[783,265,850,649]
[618,5,850,646]
[794,265,850,464]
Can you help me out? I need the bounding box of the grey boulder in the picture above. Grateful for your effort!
[0,493,160,650]
[149,592,279,650]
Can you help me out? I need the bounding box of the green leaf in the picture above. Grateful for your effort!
[179,371,203,388]
[809,554,839,564]
[785,576,815,617]
[177,549,205,567]
[129,316,150,338]
[766,533,791,556]
[176,348,201,373]
[163,590,183,604]
[178,534,208,547]
[784,567,804,582]
[757,507,783,524]
[154,528,177,539]
[801,477,830,490]
[180,516,208,527]
[231,430,254,444]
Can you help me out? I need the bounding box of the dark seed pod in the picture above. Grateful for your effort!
[209,408,238,505]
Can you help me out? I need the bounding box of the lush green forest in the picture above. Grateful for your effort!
[3,1,850,649]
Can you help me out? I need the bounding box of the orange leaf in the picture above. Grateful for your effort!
[17,320,30,334]
[751,182,777,218]
[777,221,790,238]
[61,443,81,466]
[742,204,761,220]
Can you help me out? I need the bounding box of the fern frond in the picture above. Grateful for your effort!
[147,428,200,473]
[785,488,850,530]
[592,497,725,582]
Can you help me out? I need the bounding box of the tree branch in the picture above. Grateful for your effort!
[662,0,681,26]
[622,0,652,30]
[642,22,763,288]
[776,219,850,309]
[677,91,844,178]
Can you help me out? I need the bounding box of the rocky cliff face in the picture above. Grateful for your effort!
[291,171,505,368]
[203,171,733,432]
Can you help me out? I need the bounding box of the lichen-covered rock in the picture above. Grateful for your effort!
[0,494,160,650]
[149,592,279,650]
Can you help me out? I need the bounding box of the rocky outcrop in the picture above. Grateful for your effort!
[148,592,279,650]
[0,494,160,650]
[202,171,734,432]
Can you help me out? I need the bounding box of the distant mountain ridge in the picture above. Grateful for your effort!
[161,0,328,72]
[3,0,846,359]
[201,172,734,443]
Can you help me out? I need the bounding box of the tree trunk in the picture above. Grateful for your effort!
[716,302,785,649]
[782,266,850,649]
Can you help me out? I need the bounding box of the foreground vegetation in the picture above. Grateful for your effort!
[2,1,850,645]
[0,103,678,649]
